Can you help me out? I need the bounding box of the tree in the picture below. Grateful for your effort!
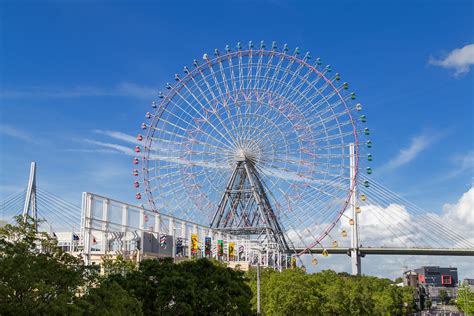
[439,288,449,305]
[246,268,416,316]
[75,281,143,316]
[425,299,432,310]
[109,258,252,315]
[393,277,403,284]
[457,284,474,315]
[0,216,92,315]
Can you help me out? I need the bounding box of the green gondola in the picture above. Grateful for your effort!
[359,115,367,123]
[366,140,372,148]
[367,154,373,161]
[364,128,370,135]
[366,167,372,174]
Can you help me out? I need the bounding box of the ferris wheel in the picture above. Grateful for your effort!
[134,41,371,257]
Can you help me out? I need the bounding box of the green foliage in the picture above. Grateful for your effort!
[109,257,252,315]
[425,298,432,309]
[246,269,416,315]
[0,217,421,315]
[439,288,449,305]
[457,284,474,315]
[102,254,137,276]
[0,216,90,315]
[75,281,143,316]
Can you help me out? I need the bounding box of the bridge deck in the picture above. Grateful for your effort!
[294,247,474,256]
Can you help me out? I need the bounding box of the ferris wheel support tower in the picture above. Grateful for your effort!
[210,154,291,254]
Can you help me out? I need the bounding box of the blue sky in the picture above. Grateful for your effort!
[1,0,473,276]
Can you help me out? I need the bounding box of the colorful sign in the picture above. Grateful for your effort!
[159,234,167,248]
[176,237,183,255]
[191,234,198,254]
[217,239,224,257]
[229,242,235,259]
[205,237,211,255]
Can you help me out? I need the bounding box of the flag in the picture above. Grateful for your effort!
[159,234,167,248]
[72,233,79,241]
[92,235,97,244]
[229,242,235,259]
[191,234,198,254]
[204,237,211,255]
[217,240,224,257]
[291,257,297,269]
[176,237,183,255]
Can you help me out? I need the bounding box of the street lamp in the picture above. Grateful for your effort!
[251,247,264,315]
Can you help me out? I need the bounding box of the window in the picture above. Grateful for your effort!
[442,275,452,285]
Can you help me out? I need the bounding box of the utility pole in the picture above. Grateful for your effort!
[349,144,361,275]
[22,162,38,231]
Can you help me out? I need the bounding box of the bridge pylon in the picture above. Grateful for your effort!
[22,162,38,231]
[349,144,362,275]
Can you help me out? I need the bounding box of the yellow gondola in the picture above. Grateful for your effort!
[322,249,329,257]
[311,258,318,265]
[341,229,347,237]
[349,219,354,225]
[356,206,361,213]
[332,240,338,248]
[360,194,366,201]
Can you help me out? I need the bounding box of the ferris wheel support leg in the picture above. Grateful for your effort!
[349,143,362,276]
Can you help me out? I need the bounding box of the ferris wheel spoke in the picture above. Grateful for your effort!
[246,48,253,90]
[170,89,235,150]
[255,165,340,249]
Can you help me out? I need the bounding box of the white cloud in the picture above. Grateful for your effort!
[384,133,438,170]
[0,82,156,99]
[446,150,474,179]
[442,187,474,229]
[93,130,138,144]
[429,43,474,76]
[0,124,41,144]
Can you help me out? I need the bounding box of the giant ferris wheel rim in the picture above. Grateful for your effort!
[136,42,364,256]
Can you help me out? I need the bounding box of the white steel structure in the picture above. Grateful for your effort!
[81,192,291,270]
[134,41,371,267]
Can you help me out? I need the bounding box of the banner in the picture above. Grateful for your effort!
[176,237,183,255]
[191,234,198,254]
[229,242,235,259]
[159,234,167,249]
[217,239,224,257]
[204,237,211,255]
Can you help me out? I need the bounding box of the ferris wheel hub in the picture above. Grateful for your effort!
[234,146,260,164]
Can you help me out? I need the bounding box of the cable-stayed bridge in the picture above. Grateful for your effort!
[1,162,473,275]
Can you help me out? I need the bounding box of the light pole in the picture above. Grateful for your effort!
[256,260,261,314]
[252,247,263,315]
